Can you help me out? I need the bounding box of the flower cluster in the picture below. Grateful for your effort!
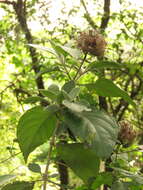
[118,120,137,146]
[77,30,106,57]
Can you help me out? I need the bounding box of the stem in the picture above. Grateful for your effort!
[43,123,59,190]
[60,57,72,80]
[74,53,87,81]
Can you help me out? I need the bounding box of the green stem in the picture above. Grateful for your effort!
[42,123,59,190]
[74,53,87,81]
[61,57,72,80]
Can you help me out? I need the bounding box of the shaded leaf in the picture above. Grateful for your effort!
[40,89,57,101]
[92,172,113,189]
[48,84,60,95]
[57,143,100,183]
[89,61,120,70]
[28,163,41,173]
[86,78,136,107]
[62,80,75,93]
[1,181,34,190]
[23,96,47,104]
[61,90,71,101]
[64,109,119,158]
[17,106,57,162]
[111,181,127,190]
[69,87,80,100]
[36,66,59,78]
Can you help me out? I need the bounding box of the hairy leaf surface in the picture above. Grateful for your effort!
[17,106,57,162]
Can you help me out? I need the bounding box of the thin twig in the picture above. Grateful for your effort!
[60,57,72,80]
[0,152,21,164]
[80,0,97,29]
[42,123,59,190]
[74,53,87,81]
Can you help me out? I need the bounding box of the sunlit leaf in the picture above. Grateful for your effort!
[17,106,57,162]
[0,175,16,186]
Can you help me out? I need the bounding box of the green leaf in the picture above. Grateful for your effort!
[28,44,56,56]
[23,96,47,104]
[92,172,113,189]
[28,163,41,173]
[49,41,67,57]
[48,84,60,95]
[36,66,59,78]
[86,78,136,107]
[40,89,57,101]
[17,106,57,162]
[89,61,120,70]
[61,90,71,101]
[111,181,127,190]
[0,175,16,186]
[57,143,100,183]
[62,81,75,93]
[69,87,80,100]
[1,181,34,190]
[63,100,91,112]
[64,109,119,158]
[59,45,81,59]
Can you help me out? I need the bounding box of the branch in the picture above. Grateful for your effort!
[117,77,142,121]
[0,152,21,164]
[100,0,111,31]
[80,0,97,29]
[0,0,15,5]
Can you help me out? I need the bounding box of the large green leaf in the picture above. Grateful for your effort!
[86,78,136,107]
[1,181,34,190]
[17,106,57,162]
[0,175,16,186]
[111,181,127,190]
[91,172,113,189]
[57,143,100,183]
[63,108,119,158]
